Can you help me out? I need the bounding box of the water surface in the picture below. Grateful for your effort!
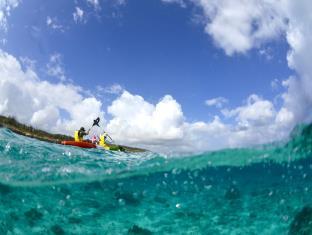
[0,125,312,234]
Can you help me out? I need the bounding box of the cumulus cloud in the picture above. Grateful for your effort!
[46,53,66,81]
[182,0,287,55]
[105,91,293,153]
[222,94,276,127]
[73,6,85,23]
[283,1,312,124]
[0,0,19,32]
[0,50,104,135]
[205,96,228,108]
[106,92,184,148]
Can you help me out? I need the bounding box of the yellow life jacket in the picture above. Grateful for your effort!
[74,130,83,142]
[99,133,109,150]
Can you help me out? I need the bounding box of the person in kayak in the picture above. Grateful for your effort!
[99,132,114,148]
[99,132,124,151]
[74,127,90,142]
[91,134,98,144]
[99,132,108,147]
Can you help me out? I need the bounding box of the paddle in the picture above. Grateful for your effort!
[92,117,100,127]
[87,117,100,133]
[88,117,114,144]
[104,132,114,143]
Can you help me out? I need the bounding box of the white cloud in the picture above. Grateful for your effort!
[161,0,186,7]
[162,0,287,55]
[105,91,293,153]
[87,0,101,10]
[271,78,279,90]
[283,1,312,124]
[46,53,66,81]
[259,47,273,60]
[73,6,85,23]
[223,94,276,127]
[0,0,20,32]
[205,96,228,108]
[193,0,287,55]
[104,84,124,95]
[106,92,184,147]
[46,16,64,31]
[20,57,36,71]
[0,50,105,135]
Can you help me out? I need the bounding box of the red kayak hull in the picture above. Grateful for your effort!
[61,141,96,149]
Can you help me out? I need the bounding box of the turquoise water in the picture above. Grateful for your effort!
[0,125,312,234]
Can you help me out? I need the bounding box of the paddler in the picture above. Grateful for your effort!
[99,132,113,149]
[74,118,100,142]
[74,127,90,142]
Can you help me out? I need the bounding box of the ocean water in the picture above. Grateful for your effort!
[0,125,312,235]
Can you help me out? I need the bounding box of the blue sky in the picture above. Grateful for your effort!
[3,0,291,121]
[0,0,310,152]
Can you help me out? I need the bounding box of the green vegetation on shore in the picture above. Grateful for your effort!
[0,115,72,144]
[0,115,146,153]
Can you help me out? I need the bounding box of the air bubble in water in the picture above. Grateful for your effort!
[5,143,10,152]
[118,198,125,206]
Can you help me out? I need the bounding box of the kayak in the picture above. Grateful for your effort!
[98,144,124,151]
[61,141,96,148]
[61,140,124,151]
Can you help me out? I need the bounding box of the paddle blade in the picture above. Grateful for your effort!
[93,117,100,127]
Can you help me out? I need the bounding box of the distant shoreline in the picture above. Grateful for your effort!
[0,115,146,153]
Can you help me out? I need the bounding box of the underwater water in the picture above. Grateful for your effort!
[0,125,312,235]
